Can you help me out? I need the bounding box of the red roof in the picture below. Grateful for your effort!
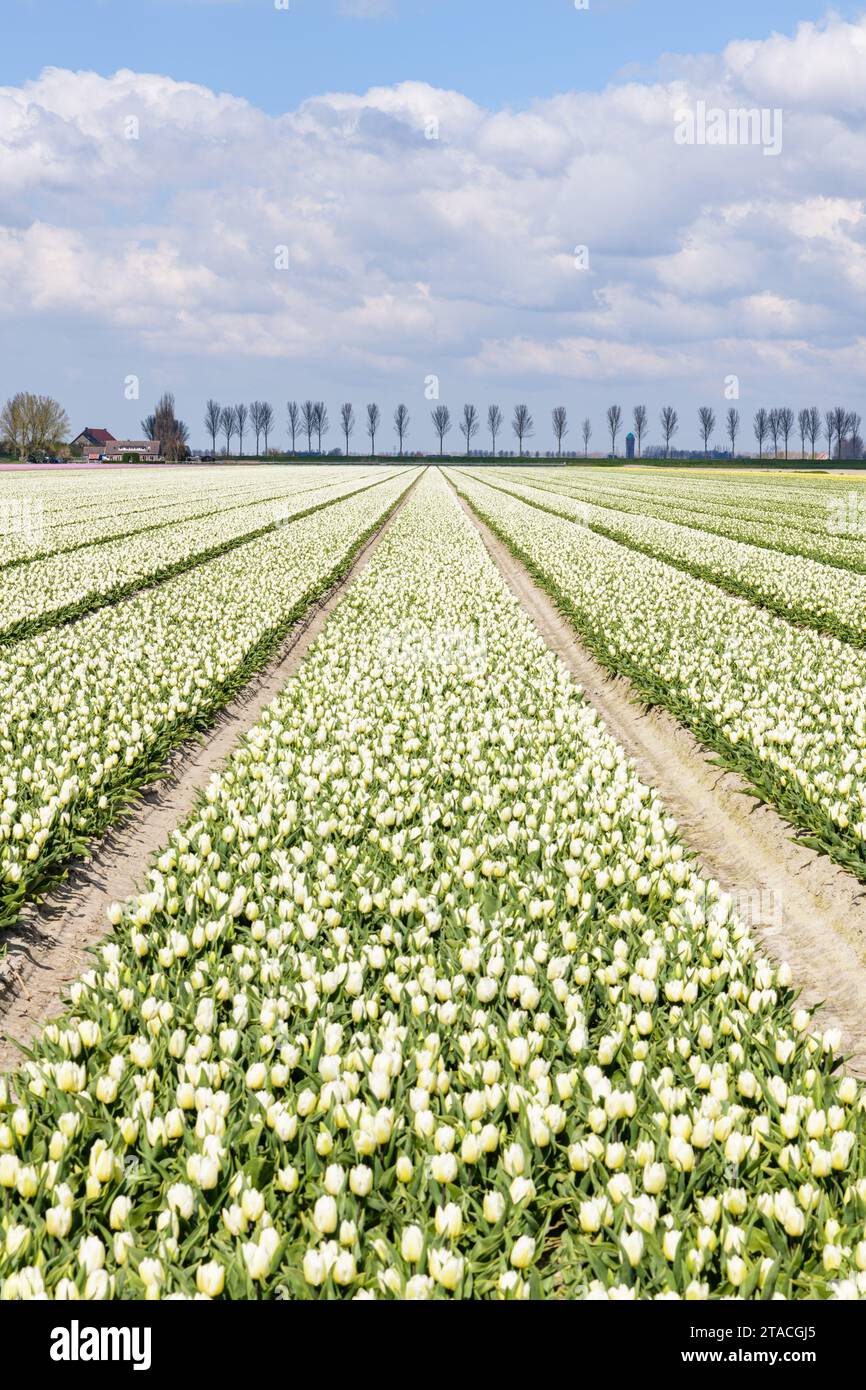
[85,428,116,443]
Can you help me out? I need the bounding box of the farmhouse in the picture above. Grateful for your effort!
[102,439,161,461]
[69,427,116,452]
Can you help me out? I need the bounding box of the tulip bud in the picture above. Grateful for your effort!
[243,1242,272,1281]
[510,1236,536,1269]
[303,1249,326,1286]
[78,1235,106,1274]
[349,1165,372,1197]
[48,1132,67,1161]
[663,1229,682,1261]
[434,1203,463,1240]
[483,1191,505,1224]
[726,1256,747,1287]
[46,1205,72,1238]
[333,1252,356,1286]
[323,1165,345,1196]
[401,1226,424,1264]
[430,1152,458,1184]
[276,1165,299,1193]
[643,1163,666,1195]
[110,1195,133,1230]
[313,1195,338,1235]
[621,1231,644,1268]
[196,1261,225,1297]
[579,1199,603,1234]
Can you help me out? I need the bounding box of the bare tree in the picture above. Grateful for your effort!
[807,406,821,460]
[204,399,221,454]
[753,407,769,460]
[606,404,623,456]
[394,404,410,456]
[366,403,380,457]
[318,402,330,453]
[302,400,316,453]
[632,405,647,458]
[287,401,300,455]
[726,407,740,457]
[460,404,480,455]
[831,405,850,460]
[512,404,534,457]
[768,408,782,458]
[848,412,863,459]
[255,402,273,454]
[797,408,809,460]
[824,410,835,460]
[660,406,678,459]
[697,406,716,457]
[778,406,794,459]
[235,403,248,457]
[340,402,355,457]
[142,392,189,461]
[581,417,592,458]
[313,402,329,453]
[552,406,568,457]
[249,401,263,455]
[487,404,503,457]
[431,405,452,456]
[220,405,237,455]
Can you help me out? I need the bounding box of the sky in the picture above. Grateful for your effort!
[3,0,866,452]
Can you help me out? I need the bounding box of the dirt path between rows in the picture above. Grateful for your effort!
[451,480,866,1076]
[0,476,421,1071]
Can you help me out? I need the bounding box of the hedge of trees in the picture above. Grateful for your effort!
[2,390,863,462]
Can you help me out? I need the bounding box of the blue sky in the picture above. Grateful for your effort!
[3,3,866,452]
[5,0,862,113]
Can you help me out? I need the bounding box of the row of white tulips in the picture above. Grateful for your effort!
[469,471,866,646]
[456,471,866,879]
[1,468,862,1300]
[0,469,402,639]
[0,467,383,570]
[0,470,413,931]
[493,469,866,573]
[503,466,857,533]
[0,470,274,566]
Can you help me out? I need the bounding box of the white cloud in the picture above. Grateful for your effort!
[3,15,866,445]
[724,16,866,112]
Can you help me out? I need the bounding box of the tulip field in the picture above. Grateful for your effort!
[0,466,412,932]
[1,463,866,1301]
[0,466,402,641]
[455,468,866,880]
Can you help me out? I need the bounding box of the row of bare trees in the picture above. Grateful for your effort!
[291,401,411,456]
[752,406,862,460]
[202,395,864,460]
[205,399,414,457]
[601,405,743,460]
[203,398,584,459]
[502,402,861,460]
[430,403,553,457]
[205,400,276,455]
[588,404,862,460]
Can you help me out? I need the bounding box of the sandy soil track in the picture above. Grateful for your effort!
[450,479,866,1076]
[0,476,421,1070]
